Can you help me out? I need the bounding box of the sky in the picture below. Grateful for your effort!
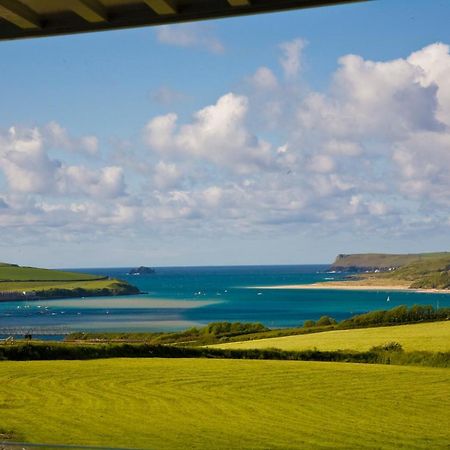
[0,0,450,268]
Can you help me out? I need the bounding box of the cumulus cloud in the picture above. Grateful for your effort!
[2,40,450,246]
[250,67,279,90]
[45,121,99,156]
[155,24,224,54]
[0,126,59,193]
[152,161,183,190]
[279,38,307,79]
[125,41,450,238]
[144,93,274,174]
[294,42,450,213]
[298,50,444,140]
[59,166,126,199]
[0,126,125,199]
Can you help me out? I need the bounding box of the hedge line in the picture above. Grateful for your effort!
[1,342,449,368]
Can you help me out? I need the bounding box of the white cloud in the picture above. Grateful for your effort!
[155,24,224,54]
[0,125,125,199]
[279,38,307,79]
[2,41,450,247]
[151,86,188,106]
[45,121,99,156]
[297,50,444,140]
[0,126,58,193]
[60,166,126,199]
[152,161,182,190]
[144,93,274,174]
[250,67,279,90]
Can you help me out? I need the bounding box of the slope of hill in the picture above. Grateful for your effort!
[1,359,449,449]
[213,321,450,353]
[331,252,450,271]
[0,263,139,300]
[329,252,450,290]
[0,263,101,282]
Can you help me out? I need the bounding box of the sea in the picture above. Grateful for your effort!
[1,265,449,340]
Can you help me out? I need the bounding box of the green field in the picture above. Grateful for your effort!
[331,252,450,270]
[213,321,450,352]
[0,358,449,449]
[0,263,138,297]
[330,252,450,289]
[0,279,120,292]
[0,264,101,282]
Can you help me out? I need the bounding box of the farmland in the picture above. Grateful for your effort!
[0,263,139,299]
[0,358,449,449]
[213,321,450,352]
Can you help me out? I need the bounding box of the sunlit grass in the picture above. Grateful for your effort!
[0,358,449,449]
[0,279,119,292]
[213,321,450,352]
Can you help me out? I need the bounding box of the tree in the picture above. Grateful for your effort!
[316,316,337,327]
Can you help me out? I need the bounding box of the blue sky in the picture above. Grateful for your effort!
[0,0,449,268]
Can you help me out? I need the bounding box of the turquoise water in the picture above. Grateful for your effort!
[1,265,449,336]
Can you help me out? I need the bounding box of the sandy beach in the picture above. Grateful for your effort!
[250,282,450,294]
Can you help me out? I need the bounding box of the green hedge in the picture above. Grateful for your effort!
[1,342,449,368]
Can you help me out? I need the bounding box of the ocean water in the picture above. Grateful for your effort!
[1,265,449,337]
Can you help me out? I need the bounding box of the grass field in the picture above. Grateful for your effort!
[0,264,101,282]
[213,321,450,353]
[0,279,120,292]
[0,358,449,449]
[0,263,138,297]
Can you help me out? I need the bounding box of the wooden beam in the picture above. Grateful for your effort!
[143,0,177,15]
[227,0,250,6]
[0,0,40,29]
[72,0,108,23]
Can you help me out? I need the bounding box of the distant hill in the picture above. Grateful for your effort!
[0,263,139,300]
[0,264,102,282]
[330,252,450,290]
[331,252,450,272]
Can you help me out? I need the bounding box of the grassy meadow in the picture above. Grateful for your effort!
[0,264,101,282]
[0,279,122,292]
[213,321,450,352]
[0,263,138,297]
[1,358,449,449]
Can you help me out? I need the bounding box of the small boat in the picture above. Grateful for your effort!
[386,296,390,302]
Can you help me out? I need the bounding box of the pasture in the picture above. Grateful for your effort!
[0,263,137,297]
[0,264,101,282]
[0,358,449,449]
[214,321,450,352]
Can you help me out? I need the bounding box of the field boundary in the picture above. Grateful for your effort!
[1,342,449,368]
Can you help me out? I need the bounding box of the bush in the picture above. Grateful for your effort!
[371,342,404,352]
[303,320,316,328]
[316,316,337,326]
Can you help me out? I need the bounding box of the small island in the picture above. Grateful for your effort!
[0,262,140,302]
[128,266,156,275]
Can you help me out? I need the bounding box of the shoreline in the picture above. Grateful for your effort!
[248,283,450,294]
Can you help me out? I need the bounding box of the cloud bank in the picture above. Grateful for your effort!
[1,41,449,246]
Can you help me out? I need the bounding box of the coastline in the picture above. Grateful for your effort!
[249,282,450,294]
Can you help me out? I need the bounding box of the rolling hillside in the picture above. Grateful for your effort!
[330,253,450,289]
[1,359,449,449]
[213,321,450,353]
[0,263,139,299]
[331,252,450,271]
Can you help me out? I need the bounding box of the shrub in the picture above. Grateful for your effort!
[371,342,404,352]
[316,316,337,326]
